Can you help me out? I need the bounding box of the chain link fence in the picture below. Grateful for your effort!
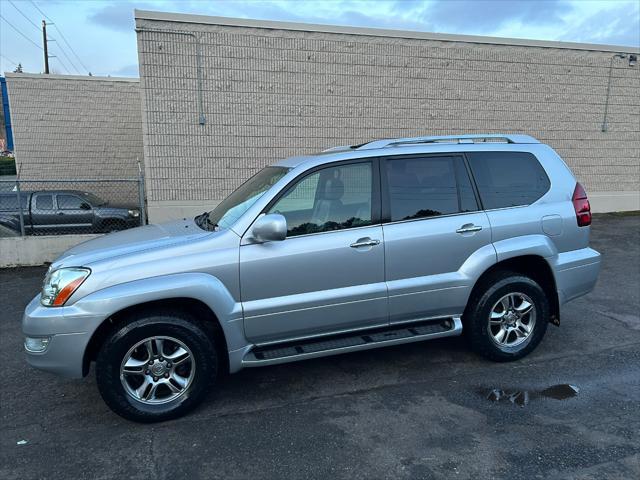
[0,178,146,237]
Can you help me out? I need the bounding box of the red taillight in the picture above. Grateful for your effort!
[572,182,591,227]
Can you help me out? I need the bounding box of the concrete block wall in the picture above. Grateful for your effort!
[135,11,639,222]
[4,74,144,203]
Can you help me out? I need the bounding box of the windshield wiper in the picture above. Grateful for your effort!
[195,211,218,231]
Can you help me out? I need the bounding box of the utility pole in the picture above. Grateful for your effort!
[42,20,49,74]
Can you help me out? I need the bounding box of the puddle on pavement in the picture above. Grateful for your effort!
[540,384,580,399]
[485,389,529,406]
[483,384,578,407]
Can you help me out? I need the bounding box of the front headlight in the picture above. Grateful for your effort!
[128,209,140,218]
[41,268,91,307]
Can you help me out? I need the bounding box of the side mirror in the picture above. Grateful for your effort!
[252,213,287,243]
[80,202,91,210]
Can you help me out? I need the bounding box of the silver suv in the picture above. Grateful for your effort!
[23,134,601,422]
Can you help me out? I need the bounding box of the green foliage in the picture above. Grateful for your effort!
[0,156,17,176]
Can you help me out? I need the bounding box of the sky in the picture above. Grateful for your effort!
[1,0,639,77]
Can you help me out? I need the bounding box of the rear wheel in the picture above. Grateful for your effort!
[96,312,218,422]
[463,272,549,361]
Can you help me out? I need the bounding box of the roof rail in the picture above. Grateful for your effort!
[321,145,355,153]
[356,134,540,150]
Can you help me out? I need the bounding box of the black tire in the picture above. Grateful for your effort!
[463,271,549,362]
[96,311,218,423]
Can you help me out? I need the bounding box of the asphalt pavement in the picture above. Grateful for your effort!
[1,213,639,480]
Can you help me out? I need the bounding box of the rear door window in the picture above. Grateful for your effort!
[384,155,478,222]
[467,152,550,209]
[35,194,53,210]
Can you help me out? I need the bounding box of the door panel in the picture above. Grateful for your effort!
[240,226,387,343]
[383,212,492,323]
[380,153,494,323]
[240,159,385,344]
[55,194,94,231]
[31,193,57,232]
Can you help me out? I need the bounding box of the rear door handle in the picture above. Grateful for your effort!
[350,238,381,248]
[456,224,482,234]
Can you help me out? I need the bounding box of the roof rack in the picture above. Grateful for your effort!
[354,134,540,151]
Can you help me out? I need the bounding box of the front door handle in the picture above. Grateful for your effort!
[350,238,381,248]
[456,224,482,234]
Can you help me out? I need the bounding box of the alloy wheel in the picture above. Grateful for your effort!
[487,292,537,348]
[120,336,195,405]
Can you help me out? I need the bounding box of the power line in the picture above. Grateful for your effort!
[30,0,90,73]
[0,14,43,50]
[1,54,19,67]
[8,0,40,32]
[22,0,80,73]
[50,38,80,74]
[51,22,89,73]
[49,43,72,74]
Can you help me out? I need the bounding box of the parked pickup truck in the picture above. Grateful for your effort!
[0,190,140,235]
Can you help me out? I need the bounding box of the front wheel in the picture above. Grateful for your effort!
[463,272,549,362]
[96,312,218,422]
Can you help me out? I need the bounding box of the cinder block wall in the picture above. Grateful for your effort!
[5,74,144,203]
[135,11,639,222]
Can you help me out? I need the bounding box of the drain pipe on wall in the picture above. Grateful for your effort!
[601,53,634,133]
[135,27,206,125]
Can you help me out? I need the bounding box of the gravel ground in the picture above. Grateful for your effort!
[1,213,639,480]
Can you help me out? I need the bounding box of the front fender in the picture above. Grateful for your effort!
[67,272,246,352]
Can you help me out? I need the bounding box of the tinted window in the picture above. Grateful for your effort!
[57,195,84,210]
[269,162,373,237]
[385,156,478,222]
[0,194,28,211]
[35,195,53,210]
[467,152,550,209]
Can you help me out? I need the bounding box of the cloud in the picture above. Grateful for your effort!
[334,9,433,31]
[560,3,640,46]
[88,2,152,32]
[173,0,309,23]
[412,0,572,33]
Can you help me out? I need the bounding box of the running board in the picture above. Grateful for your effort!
[242,317,462,367]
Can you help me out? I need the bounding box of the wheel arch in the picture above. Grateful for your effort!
[77,272,246,376]
[83,297,230,376]
[465,254,560,326]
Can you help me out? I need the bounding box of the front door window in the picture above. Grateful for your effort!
[268,161,373,237]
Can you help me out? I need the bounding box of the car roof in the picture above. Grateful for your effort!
[271,133,543,170]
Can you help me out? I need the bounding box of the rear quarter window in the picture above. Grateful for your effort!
[467,152,550,209]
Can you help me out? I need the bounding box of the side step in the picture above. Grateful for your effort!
[242,317,462,367]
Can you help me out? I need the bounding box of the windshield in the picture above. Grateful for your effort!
[198,166,289,230]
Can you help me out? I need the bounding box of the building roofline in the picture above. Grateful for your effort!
[3,73,139,82]
[134,9,639,54]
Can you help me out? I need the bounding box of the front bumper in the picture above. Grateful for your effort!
[22,295,105,378]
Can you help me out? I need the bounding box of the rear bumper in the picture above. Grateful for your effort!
[551,247,601,306]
